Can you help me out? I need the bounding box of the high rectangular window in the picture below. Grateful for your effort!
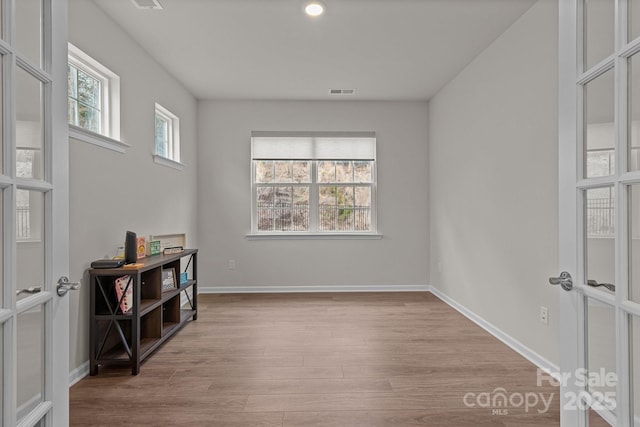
[155,103,180,162]
[251,132,376,234]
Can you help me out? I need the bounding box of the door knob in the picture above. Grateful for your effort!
[549,271,573,291]
[57,276,81,297]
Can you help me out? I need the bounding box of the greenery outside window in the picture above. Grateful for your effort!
[68,63,101,133]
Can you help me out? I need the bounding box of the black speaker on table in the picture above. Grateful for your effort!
[125,231,137,264]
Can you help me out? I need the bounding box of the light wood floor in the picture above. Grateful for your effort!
[70,292,607,426]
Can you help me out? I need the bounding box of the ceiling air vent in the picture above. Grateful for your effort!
[130,0,163,10]
[329,89,355,95]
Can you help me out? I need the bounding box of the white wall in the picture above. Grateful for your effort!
[197,101,429,289]
[428,0,559,365]
[68,0,198,373]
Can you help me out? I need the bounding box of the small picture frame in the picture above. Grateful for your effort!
[162,268,177,292]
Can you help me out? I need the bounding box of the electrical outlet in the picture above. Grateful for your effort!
[540,306,549,324]
[228,259,236,270]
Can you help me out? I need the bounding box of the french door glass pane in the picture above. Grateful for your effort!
[632,0,640,42]
[585,69,615,178]
[584,0,614,71]
[585,187,616,295]
[16,191,44,300]
[586,298,617,414]
[0,191,3,306]
[0,55,4,174]
[15,0,42,67]
[17,306,45,423]
[630,54,640,171]
[629,185,640,303]
[0,325,3,418]
[632,315,640,424]
[16,67,44,181]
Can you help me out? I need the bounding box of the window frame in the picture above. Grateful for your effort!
[154,103,182,168]
[249,132,380,239]
[67,43,121,149]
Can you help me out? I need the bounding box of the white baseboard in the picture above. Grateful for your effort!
[428,286,560,375]
[68,360,90,387]
[198,284,431,294]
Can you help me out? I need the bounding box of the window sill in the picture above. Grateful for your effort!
[69,125,129,154]
[246,233,383,240]
[153,155,184,171]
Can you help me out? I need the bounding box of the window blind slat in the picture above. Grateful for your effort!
[314,137,375,160]
[251,137,314,159]
[251,133,376,160]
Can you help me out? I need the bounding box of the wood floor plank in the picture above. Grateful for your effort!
[94,411,284,427]
[70,292,586,426]
[207,377,392,395]
[173,366,344,380]
[283,410,540,427]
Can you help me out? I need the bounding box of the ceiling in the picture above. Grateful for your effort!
[93,0,537,101]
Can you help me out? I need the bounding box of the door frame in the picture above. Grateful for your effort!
[1,0,69,425]
[558,0,639,426]
[558,0,582,424]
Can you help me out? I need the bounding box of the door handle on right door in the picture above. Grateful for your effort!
[57,276,81,297]
[549,271,573,291]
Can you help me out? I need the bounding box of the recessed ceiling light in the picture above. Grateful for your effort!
[304,1,326,17]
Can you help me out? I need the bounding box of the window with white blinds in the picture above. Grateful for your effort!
[251,132,377,234]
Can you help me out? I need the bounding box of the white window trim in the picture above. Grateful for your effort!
[154,103,181,164]
[68,43,123,149]
[249,131,379,238]
[153,154,184,170]
[69,125,130,154]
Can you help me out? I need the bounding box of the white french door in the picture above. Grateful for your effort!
[558,0,640,426]
[0,0,69,426]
